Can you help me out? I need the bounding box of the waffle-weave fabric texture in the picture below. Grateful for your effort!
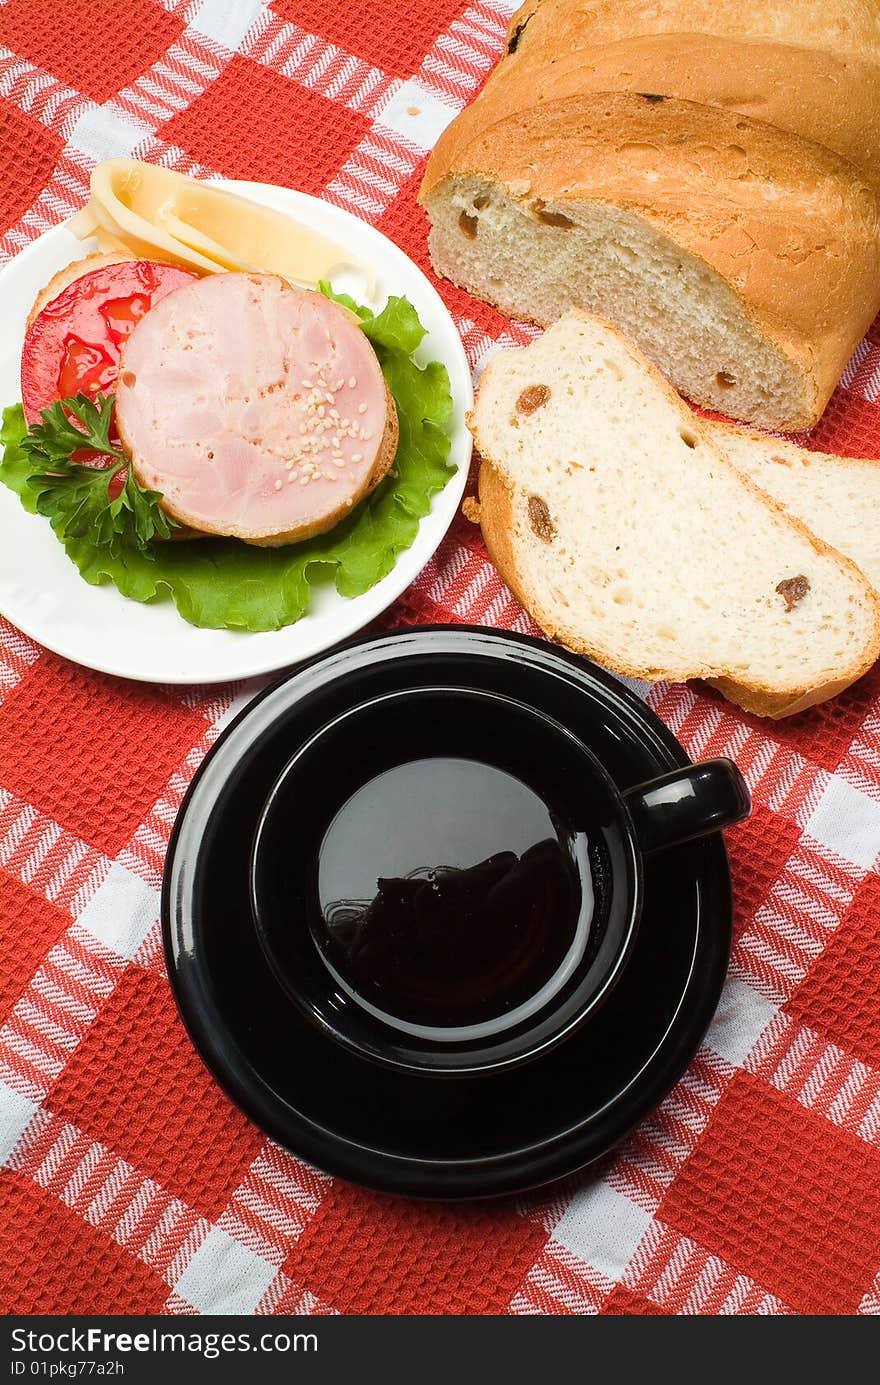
[2,0,880,1319]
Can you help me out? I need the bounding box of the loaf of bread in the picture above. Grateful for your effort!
[437,0,880,197]
[468,313,880,717]
[421,1,880,431]
[707,421,880,594]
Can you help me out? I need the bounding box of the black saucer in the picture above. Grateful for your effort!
[162,627,732,1198]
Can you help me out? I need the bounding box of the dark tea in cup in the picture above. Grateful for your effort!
[314,752,614,1040]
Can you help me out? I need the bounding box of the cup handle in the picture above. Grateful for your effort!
[622,758,751,855]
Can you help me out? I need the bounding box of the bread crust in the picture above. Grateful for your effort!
[707,675,867,719]
[706,417,877,461]
[471,311,880,718]
[424,33,880,197]
[504,0,880,70]
[707,418,880,487]
[423,91,880,430]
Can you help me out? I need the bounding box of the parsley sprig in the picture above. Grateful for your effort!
[21,393,174,555]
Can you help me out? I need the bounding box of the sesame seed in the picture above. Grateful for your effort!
[323,471,337,482]
[325,392,335,404]
[285,460,294,470]
[357,403,367,414]
[300,380,313,389]
[334,458,346,467]
[317,406,325,418]
[300,475,310,485]
[274,479,283,491]
[361,430,373,441]
[348,376,357,388]
[352,453,362,462]
[287,474,296,484]
[332,379,344,392]
[329,409,339,420]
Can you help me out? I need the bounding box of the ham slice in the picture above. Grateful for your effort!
[115,273,398,545]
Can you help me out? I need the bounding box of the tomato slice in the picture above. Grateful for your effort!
[21,259,198,425]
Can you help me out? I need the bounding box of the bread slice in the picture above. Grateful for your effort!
[708,421,880,595]
[468,312,880,718]
[421,92,880,431]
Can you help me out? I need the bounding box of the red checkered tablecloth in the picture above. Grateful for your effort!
[1,0,880,1319]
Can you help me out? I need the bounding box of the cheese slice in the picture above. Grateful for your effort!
[69,159,374,292]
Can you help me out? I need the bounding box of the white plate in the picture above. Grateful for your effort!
[0,182,472,684]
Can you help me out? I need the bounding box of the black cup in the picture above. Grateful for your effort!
[250,685,749,1076]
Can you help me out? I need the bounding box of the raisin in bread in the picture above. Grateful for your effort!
[708,421,880,595]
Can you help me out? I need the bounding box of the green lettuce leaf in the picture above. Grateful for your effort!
[0,406,39,512]
[0,293,456,631]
